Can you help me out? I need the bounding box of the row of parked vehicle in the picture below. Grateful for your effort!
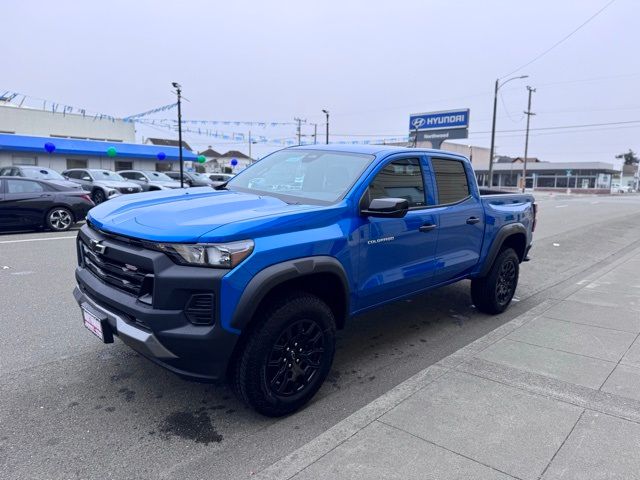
[0,165,235,232]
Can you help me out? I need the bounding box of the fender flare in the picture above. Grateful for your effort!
[230,256,350,331]
[478,223,527,277]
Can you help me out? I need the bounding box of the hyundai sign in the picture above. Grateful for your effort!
[409,108,470,149]
[409,109,469,131]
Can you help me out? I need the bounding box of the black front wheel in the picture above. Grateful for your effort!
[232,293,336,417]
[471,248,520,314]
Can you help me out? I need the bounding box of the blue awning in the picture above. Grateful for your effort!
[0,133,197,161]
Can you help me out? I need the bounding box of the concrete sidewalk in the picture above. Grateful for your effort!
[257,247,640,480]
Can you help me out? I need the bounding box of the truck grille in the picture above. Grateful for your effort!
[80,239,153,297]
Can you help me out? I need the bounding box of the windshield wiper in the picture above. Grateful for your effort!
[214,182,229,190]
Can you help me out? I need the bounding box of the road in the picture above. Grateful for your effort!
[1,193,639,479]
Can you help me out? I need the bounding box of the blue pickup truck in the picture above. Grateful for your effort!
[73,145,536,416]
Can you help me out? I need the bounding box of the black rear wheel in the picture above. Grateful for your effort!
[471,248,519,314]
[232,293,336,417]
[92,189,106,204]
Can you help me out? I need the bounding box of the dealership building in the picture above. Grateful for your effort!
[474,158,616,193]
[0,103,196,172]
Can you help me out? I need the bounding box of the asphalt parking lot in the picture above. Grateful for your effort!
[1,193,640,480]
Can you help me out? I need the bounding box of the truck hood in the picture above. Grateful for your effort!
[87,188,323,243]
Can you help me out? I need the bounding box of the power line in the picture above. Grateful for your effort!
[501,0,617,78]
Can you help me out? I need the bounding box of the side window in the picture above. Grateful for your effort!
[119,172,133,179]
[65,170,80,180]
[431,158,470,205]
[364,158,426,208]
[7,180,44,194]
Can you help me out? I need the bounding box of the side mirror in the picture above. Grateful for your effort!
[140,177,149,183]
[361,197,409,218]
[82,176,91,181]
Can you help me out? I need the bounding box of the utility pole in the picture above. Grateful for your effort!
[294,117,306,146]
[322,109,329,144]
[488,75,528,187]
[310,123,318,144]
[172,82,184,188]
[248,130,252,160]
[522,85,536,193]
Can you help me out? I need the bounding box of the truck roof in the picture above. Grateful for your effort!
[286,143,468,160]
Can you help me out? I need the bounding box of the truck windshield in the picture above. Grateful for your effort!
[227,150,373,203]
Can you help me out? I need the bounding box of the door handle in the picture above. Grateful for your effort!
[419,223,437,233]
[466,216,480,225]
[40,194,53,197]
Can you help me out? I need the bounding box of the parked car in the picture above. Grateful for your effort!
[0,165,82,190]
[611,183,632,193]
[0,177,94,232]
[62,168,143,204]
[73,145,535,416]
[165,171,214,187]
[208,173,235,186]
[118,170,182,191]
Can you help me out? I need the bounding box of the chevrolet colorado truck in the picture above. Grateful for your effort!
[73,145,536,416]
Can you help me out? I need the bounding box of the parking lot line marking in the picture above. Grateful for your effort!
[0,236,76,245]
[556,204,568,208]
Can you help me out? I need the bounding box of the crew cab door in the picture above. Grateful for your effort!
[355,156,439,308]
[427,157,485,284]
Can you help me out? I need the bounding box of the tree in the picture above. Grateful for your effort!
[615,149,639,165]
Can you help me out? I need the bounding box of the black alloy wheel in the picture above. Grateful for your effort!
[266,319,326,397]
[232,292,336,417]
[92,189,106,204]
[470,248,520,314]
[496,258,517,307]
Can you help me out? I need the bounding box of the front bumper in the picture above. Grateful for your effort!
[73,224,240,381]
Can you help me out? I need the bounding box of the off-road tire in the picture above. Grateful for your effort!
[232,292,336,417]
[471,248,519,314]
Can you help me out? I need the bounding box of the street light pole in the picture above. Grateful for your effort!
[487,75,528,188]
[522,85,536,193]
[322,109,329,144]
[311,123,318,144]
[172,82,184,188]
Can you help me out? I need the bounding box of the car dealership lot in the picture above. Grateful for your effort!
[1,194,640,480]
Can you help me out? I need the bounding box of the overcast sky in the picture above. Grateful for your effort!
[4,0,638,164]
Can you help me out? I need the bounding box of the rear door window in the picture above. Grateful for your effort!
[7,180,45,194]
[431,158,470,205]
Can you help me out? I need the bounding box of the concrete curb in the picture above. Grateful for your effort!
[255,243,640,480]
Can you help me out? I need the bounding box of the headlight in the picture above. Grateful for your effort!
[154,240,254,268]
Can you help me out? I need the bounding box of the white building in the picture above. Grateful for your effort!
[0,103,135,142]
[0,104,196,172]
